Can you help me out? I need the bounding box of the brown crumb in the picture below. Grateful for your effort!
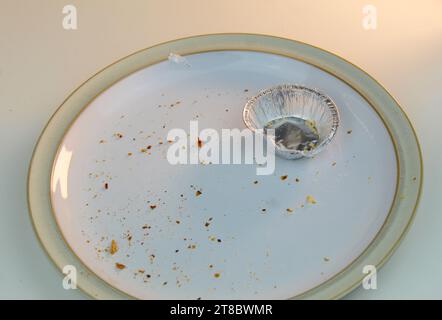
[214,272,221,278]
[104,183,109,190]
[115,263,126,270]
[147,145,152,150]
[347,130,352,134]
[197,138,203,148]
[109,240,118,255]
[332,162,337,166]
[280,175,288,181]
[114,133,123,139]
[127,152,132,156]
[253,180,258,184]
[195,190,202,197]
[295,178,300,183]
[150,205,157,210]
[99,139,106,144]
[176,220,181,224]
[286,208,294,213]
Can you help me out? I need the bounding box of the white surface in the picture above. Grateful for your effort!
[0,0,441,299]
[51,51,396,299]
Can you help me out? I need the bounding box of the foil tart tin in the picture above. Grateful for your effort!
[243,84,339,159]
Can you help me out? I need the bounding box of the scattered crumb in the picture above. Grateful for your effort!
[286,208,294,213]
[115,263,126,270]
[347,130,352,134]
[280,175,288,181]
[99,139,106,144]
[306,195,317,204]
[214,272,221,278]
[244,89,249,92]
[323,257,330,262]
[195,190,202,197]
[332,162,336,166]
[114,133,123,139]
[253,180,258,184]
[197,138,203,148]
[150,205,157,210]
[109,240,118,255]
[127,152,132,156]
[412,176,417,181]
[104,183,109,190]
[295,178,300,183]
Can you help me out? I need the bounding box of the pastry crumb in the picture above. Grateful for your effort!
[115,263,126,270]
[306,195,317,204]
[109,240,118,255]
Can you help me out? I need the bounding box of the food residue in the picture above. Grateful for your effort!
[280,175,288,181]
[115,263,126,270]
[306,195,317,204]
[109,240,118,255]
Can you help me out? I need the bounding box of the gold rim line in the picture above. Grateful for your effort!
[27,32,423,300]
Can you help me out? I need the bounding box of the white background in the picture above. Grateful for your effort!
[0,0,441,299]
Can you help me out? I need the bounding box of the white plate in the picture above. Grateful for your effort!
[28,34,422,299]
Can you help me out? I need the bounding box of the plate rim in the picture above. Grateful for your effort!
[27,33,423,300]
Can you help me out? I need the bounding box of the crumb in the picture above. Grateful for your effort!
[261,208,266,213]
[104,183,109,190]
[147,145,152,150]
[295,178,300,183]
[332,162,336,166]
[197,138,203,148]
[176,220,181,224]
[280,175,288,181]
[150,205,157,210]
[244,89,249,92]
[127,152,132,156]
[114,133,123,139]
[99,139,106,144]
[253,180,258,184]
[214,272,221,278]
[195,190,202,197]
[412,176,417,181]
[323,257,330,262]
[306,195,317,204]
[286,208,294,213]
[115,263,126,270]
[347,130,352,134]
[109,240,118,255]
